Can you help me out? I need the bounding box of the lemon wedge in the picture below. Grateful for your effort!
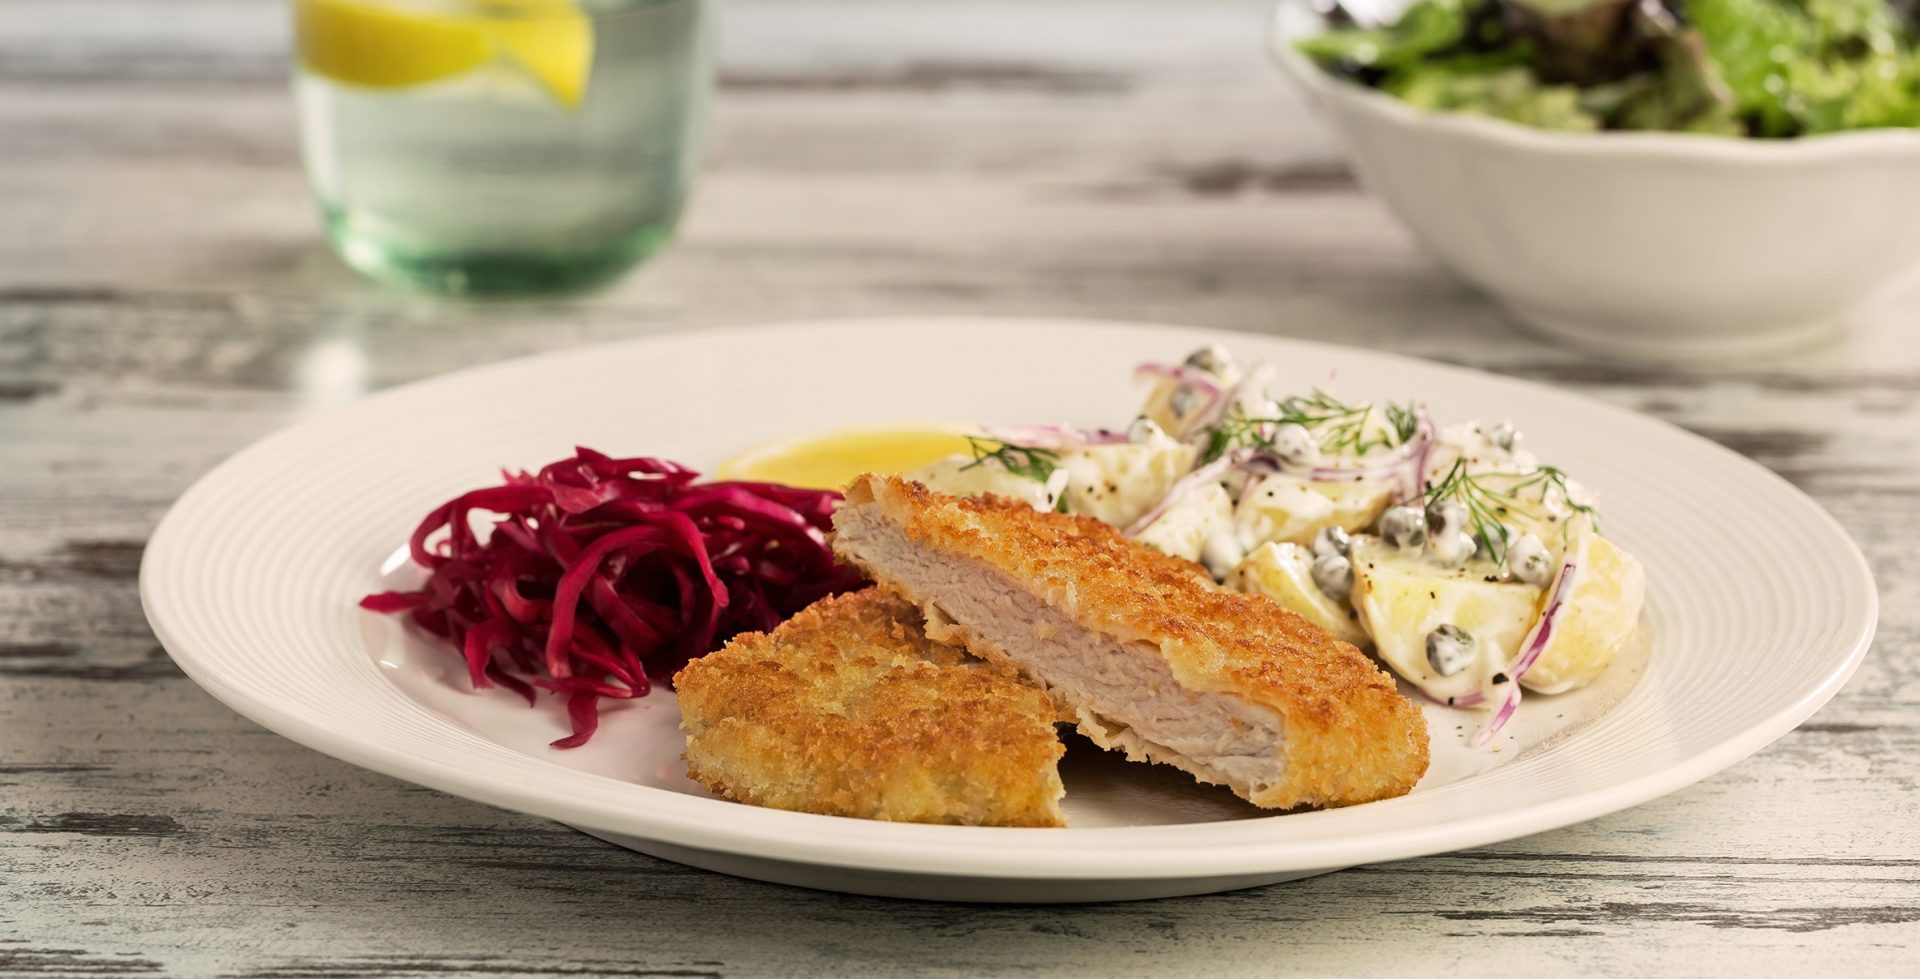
[718,427,981,491]
[296,0,594,109]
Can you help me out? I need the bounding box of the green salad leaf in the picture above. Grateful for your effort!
[1392,66,1602,129]
[1298,0,1920,137]
[1293,0,1474,74]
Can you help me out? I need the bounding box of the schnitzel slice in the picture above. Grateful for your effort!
[832,475,1430,810]
[674,588,1066,827]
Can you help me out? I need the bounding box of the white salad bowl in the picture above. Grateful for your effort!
[1270,0,1920,360]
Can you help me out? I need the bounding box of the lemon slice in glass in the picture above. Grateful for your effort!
[484,1,595,109]
[296,0,491,89]
[295,0,594,109]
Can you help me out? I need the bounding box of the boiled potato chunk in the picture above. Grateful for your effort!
[1059,440,1197,528]
[1234,474,1394,549]
[1520,530,1646,694]
[1229,541,1369,646]
[1133,482,1232,564]
[1350,537,1543,705]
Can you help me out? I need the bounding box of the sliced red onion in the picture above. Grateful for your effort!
[1510,555,1583,684]
[1184,363,1277,439]
[1407,407,1437,500]
[1135,362,1233,441]
[1263,405,1436,502]
[1123,449,1248,537]
[979,424,1128,450]
[1133,362,1224,400]
[1235,454,1284,480]
[1468,545,1584,747]
[1469,692,1519,749]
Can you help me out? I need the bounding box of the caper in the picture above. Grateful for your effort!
[1312,525,1351,559]
[1169,387,1198,418]
[1426,500,1469,538]
[1311,552,1353,600]
[1380,505,1426,551]
[1425,624,1476,677]
[1127,416,1165,444]
[1270,422,1319,466]
[1184,345,1232,376]
[1490,420,1520,453]
[1507,533,1553,587]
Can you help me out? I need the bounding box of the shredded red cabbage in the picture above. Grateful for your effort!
[360,447,866,747]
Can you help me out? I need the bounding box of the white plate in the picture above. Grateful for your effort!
[142,317,1877,902]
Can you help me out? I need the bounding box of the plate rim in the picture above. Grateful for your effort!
[141,315,1879,881]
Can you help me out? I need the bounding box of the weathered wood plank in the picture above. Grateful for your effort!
[2,0,1916,975]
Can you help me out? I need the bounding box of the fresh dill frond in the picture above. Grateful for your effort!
[1383,400,1419,445]
[1423,460,1598,563]
[1201,415,1250,463]
[962,437,1061,483]
[1201,390,1418,461]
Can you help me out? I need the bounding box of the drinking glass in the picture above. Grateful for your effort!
[294,0,709,294]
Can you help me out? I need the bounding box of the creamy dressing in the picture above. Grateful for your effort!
[1427,419,1537,478]
[1231,473,1396,551]
[1350,539,1544,706]
[1057,436,1195,527]
[913,455,1069,512]
[1132,482,1232,563]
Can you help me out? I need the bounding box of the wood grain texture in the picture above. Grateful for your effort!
[1,0,1916,975]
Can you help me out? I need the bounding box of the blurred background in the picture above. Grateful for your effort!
[10,1,1919,373]
[0,0,1600,371]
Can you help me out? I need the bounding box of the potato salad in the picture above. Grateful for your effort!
[909,346,1645,745]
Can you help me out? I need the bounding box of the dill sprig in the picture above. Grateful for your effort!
[1202,390,1418,462]
[1382,401,1419,446]
[962,437,1061,483]
[1422,460,1598,563]
[1201,416,1249,463]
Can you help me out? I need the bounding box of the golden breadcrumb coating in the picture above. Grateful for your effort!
[673,589,1066,827]
[836,475,1430,809]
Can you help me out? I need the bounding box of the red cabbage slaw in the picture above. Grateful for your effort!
[360,447,866,748]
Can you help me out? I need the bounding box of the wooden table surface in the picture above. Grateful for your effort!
[3,0,1916,975]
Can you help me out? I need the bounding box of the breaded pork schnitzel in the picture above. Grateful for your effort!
[832,475,1430,810]
[673,588,1066,827]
